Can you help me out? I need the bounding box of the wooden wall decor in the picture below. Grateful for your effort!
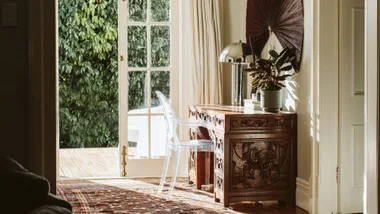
[246,0,304,71]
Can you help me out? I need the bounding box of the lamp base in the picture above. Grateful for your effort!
[231,64,245,106]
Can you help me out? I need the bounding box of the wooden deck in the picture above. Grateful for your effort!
[59,148,119,179]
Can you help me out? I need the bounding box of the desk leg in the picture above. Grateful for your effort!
[223,199,230,207]
[189,148,205,189]
[223,134,229,207]
[214,193,220,202]
[213,131,228,207]
[189,127,211,189]
[205,151,214,185]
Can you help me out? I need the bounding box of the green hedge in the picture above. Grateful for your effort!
[58,0,118,148]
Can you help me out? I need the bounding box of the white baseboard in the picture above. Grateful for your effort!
[296,177,311,213]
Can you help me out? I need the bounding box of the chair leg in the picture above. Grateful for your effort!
[158,146,171,193]
[166,148,181,199]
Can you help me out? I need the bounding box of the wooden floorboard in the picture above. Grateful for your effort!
[72,149,93,177]
[59,150,75,178]
[59,166,65,178]
[59,148,119,179]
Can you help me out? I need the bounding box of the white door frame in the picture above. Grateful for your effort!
[314,0,379,213]
[313,0,339,213]
[363,0,378,213]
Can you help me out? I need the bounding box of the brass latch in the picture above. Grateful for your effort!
[120,55,124,61]
[121,146,127,176]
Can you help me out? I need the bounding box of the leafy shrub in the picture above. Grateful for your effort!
[58,0,118,148]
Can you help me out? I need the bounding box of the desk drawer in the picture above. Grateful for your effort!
[226,115,294,133]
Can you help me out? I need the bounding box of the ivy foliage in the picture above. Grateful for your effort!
[58,0,118,148]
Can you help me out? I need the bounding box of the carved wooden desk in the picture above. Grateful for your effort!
[188,105,297,207]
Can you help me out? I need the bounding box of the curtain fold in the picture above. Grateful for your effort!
[188,0,223,105]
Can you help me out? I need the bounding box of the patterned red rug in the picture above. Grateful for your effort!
[57,178,237,213]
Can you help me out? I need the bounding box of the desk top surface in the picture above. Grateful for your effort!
[190,104,296,116]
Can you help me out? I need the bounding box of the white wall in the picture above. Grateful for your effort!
[222,0,313,211]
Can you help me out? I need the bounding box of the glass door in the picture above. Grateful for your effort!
[118,0,178,176]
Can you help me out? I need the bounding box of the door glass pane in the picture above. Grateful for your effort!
[128,0,147,22]
[151,26,170,67]
[151,71,170,109]
[151,0,170,22]
[128,116,149,159]
[128,26,147,67]
[128,71,148,111]
[150,116,167,158]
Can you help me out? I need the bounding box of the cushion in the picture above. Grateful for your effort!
[28,205,72,214]
[0,156,50,213]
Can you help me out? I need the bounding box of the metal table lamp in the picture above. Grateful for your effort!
[219,40,253,106]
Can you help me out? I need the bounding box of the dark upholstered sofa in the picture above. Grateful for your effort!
[0,156,72,214]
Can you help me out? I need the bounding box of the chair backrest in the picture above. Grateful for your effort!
[155,91,178,145]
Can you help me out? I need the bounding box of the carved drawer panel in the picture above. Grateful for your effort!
[214,116,225,129]
[230,140,290,191]
[212,130,224,154]
[215,173,224,191]
[189,128,197,140]
[193,111,225,130]
[230,117,291,131]
[198,111,208,123]
[189,148,196,172]
[199,112,215,127]
[214,154,224,174]
[189,108,197,120]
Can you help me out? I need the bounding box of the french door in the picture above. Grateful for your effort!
[118,0,179,177]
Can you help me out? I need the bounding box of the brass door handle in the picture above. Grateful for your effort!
[121,146,127,176]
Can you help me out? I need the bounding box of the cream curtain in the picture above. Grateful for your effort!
[187,0,223,105]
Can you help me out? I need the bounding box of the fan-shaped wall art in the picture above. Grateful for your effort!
[246,0,304,71]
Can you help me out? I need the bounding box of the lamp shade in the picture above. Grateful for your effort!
[219,41,253,64]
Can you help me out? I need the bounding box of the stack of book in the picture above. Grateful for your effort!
[244,99,261,110]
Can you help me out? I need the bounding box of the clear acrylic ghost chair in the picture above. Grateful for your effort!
[155,91,214,199]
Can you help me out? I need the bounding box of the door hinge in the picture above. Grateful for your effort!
[336,166,340,183]
[120,55,124,61]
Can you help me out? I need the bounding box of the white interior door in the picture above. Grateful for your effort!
[339,0,365,213]
[118,0,179,177]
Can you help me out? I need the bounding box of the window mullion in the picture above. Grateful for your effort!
[147,0,152,159]
[128,22,169,26]
[127,67,171,71]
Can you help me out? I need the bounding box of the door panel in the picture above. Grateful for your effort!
[339,0,364,213]
[352,125,364,187]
